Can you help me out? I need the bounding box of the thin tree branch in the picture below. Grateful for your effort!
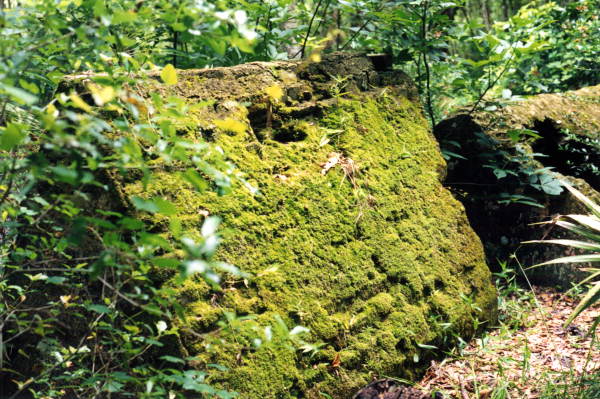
[295,0,324,59]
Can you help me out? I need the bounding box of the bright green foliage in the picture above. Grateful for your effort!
[0,75,246,398]
[499,0,600,94]
[0,1,261,397]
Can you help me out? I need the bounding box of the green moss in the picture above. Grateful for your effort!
[116,55,496,398]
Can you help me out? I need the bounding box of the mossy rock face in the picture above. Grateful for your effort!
[435,85,600,288]
[117,53,496,398]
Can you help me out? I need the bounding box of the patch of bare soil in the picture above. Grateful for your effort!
[417,286,600,398]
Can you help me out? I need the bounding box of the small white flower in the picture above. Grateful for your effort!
[185,260,207,274]
[214,11,231,21]
[156,320,168,333]
[233,10,248,25]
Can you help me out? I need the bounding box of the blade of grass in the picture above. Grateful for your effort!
[523,239,600,252]
[564,282,600,327]
[561,181,600,219]
[567,214,600,233]
[527,254,600,269]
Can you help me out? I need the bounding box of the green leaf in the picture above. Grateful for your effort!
[507,129,541,142]
[182,169,209,191]
[87,304,111,314]
[555,220,600,242]
[160,355,185,364]
[523,239,600,252]
[131,196,158,213]
[152,257,180,269]
[0,83,37,105]
[103,380,124,393]
[562,182,600,219]
[171,22,187,32]
[567,214,600,233]
[0,123,26,151]
[50,165,78,185]
[19,79,39,94]
[119,217,144,230]
[131,197,177,216]
[529,254,600,269]
[538,173,563,195]
[93,0,108,16]
[564,283,600,327]
[161,64,178,85]
[154,197,178,216]
[112,10,137,24]
[46,276,67,284]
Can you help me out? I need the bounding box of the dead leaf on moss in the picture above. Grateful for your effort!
[319,152,359,188]
[320,152,342,175]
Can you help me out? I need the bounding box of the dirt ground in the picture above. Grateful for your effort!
[416,286,600,398]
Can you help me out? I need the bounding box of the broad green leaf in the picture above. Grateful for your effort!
[46,276,67,284]
[182,169,209,192]
[50,165,78,185]
[19,79,39,94]
[131,196,158,213]
[152,257,180,269]
[231,36,254,53]
[171,22,187,32]
[112,10,137,24]
[154,197,177,216]
[88,83,115,106]
[87,304,111,314]
[507,128,541,142]
[103,380,124,393]
[0,83,37,105]
[118,217,144,230]
[161,64,178,85]
[0,123,26,150]
[139,232,172,250]
[537,173,563,195]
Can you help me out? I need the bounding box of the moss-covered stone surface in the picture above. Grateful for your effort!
[434,85,600,288]
[112,53,496,398]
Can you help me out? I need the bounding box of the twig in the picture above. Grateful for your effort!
[420,1,436,127]
[340,18,372,51]
[97,276,142,309]
[468,52,515,115]
[8,312,106,399]
[312,0,332,39]
[295,0,324,59]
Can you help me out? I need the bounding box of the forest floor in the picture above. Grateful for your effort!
[416,286,600,399]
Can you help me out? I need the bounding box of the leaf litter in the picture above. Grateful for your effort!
[416,286,600,398]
